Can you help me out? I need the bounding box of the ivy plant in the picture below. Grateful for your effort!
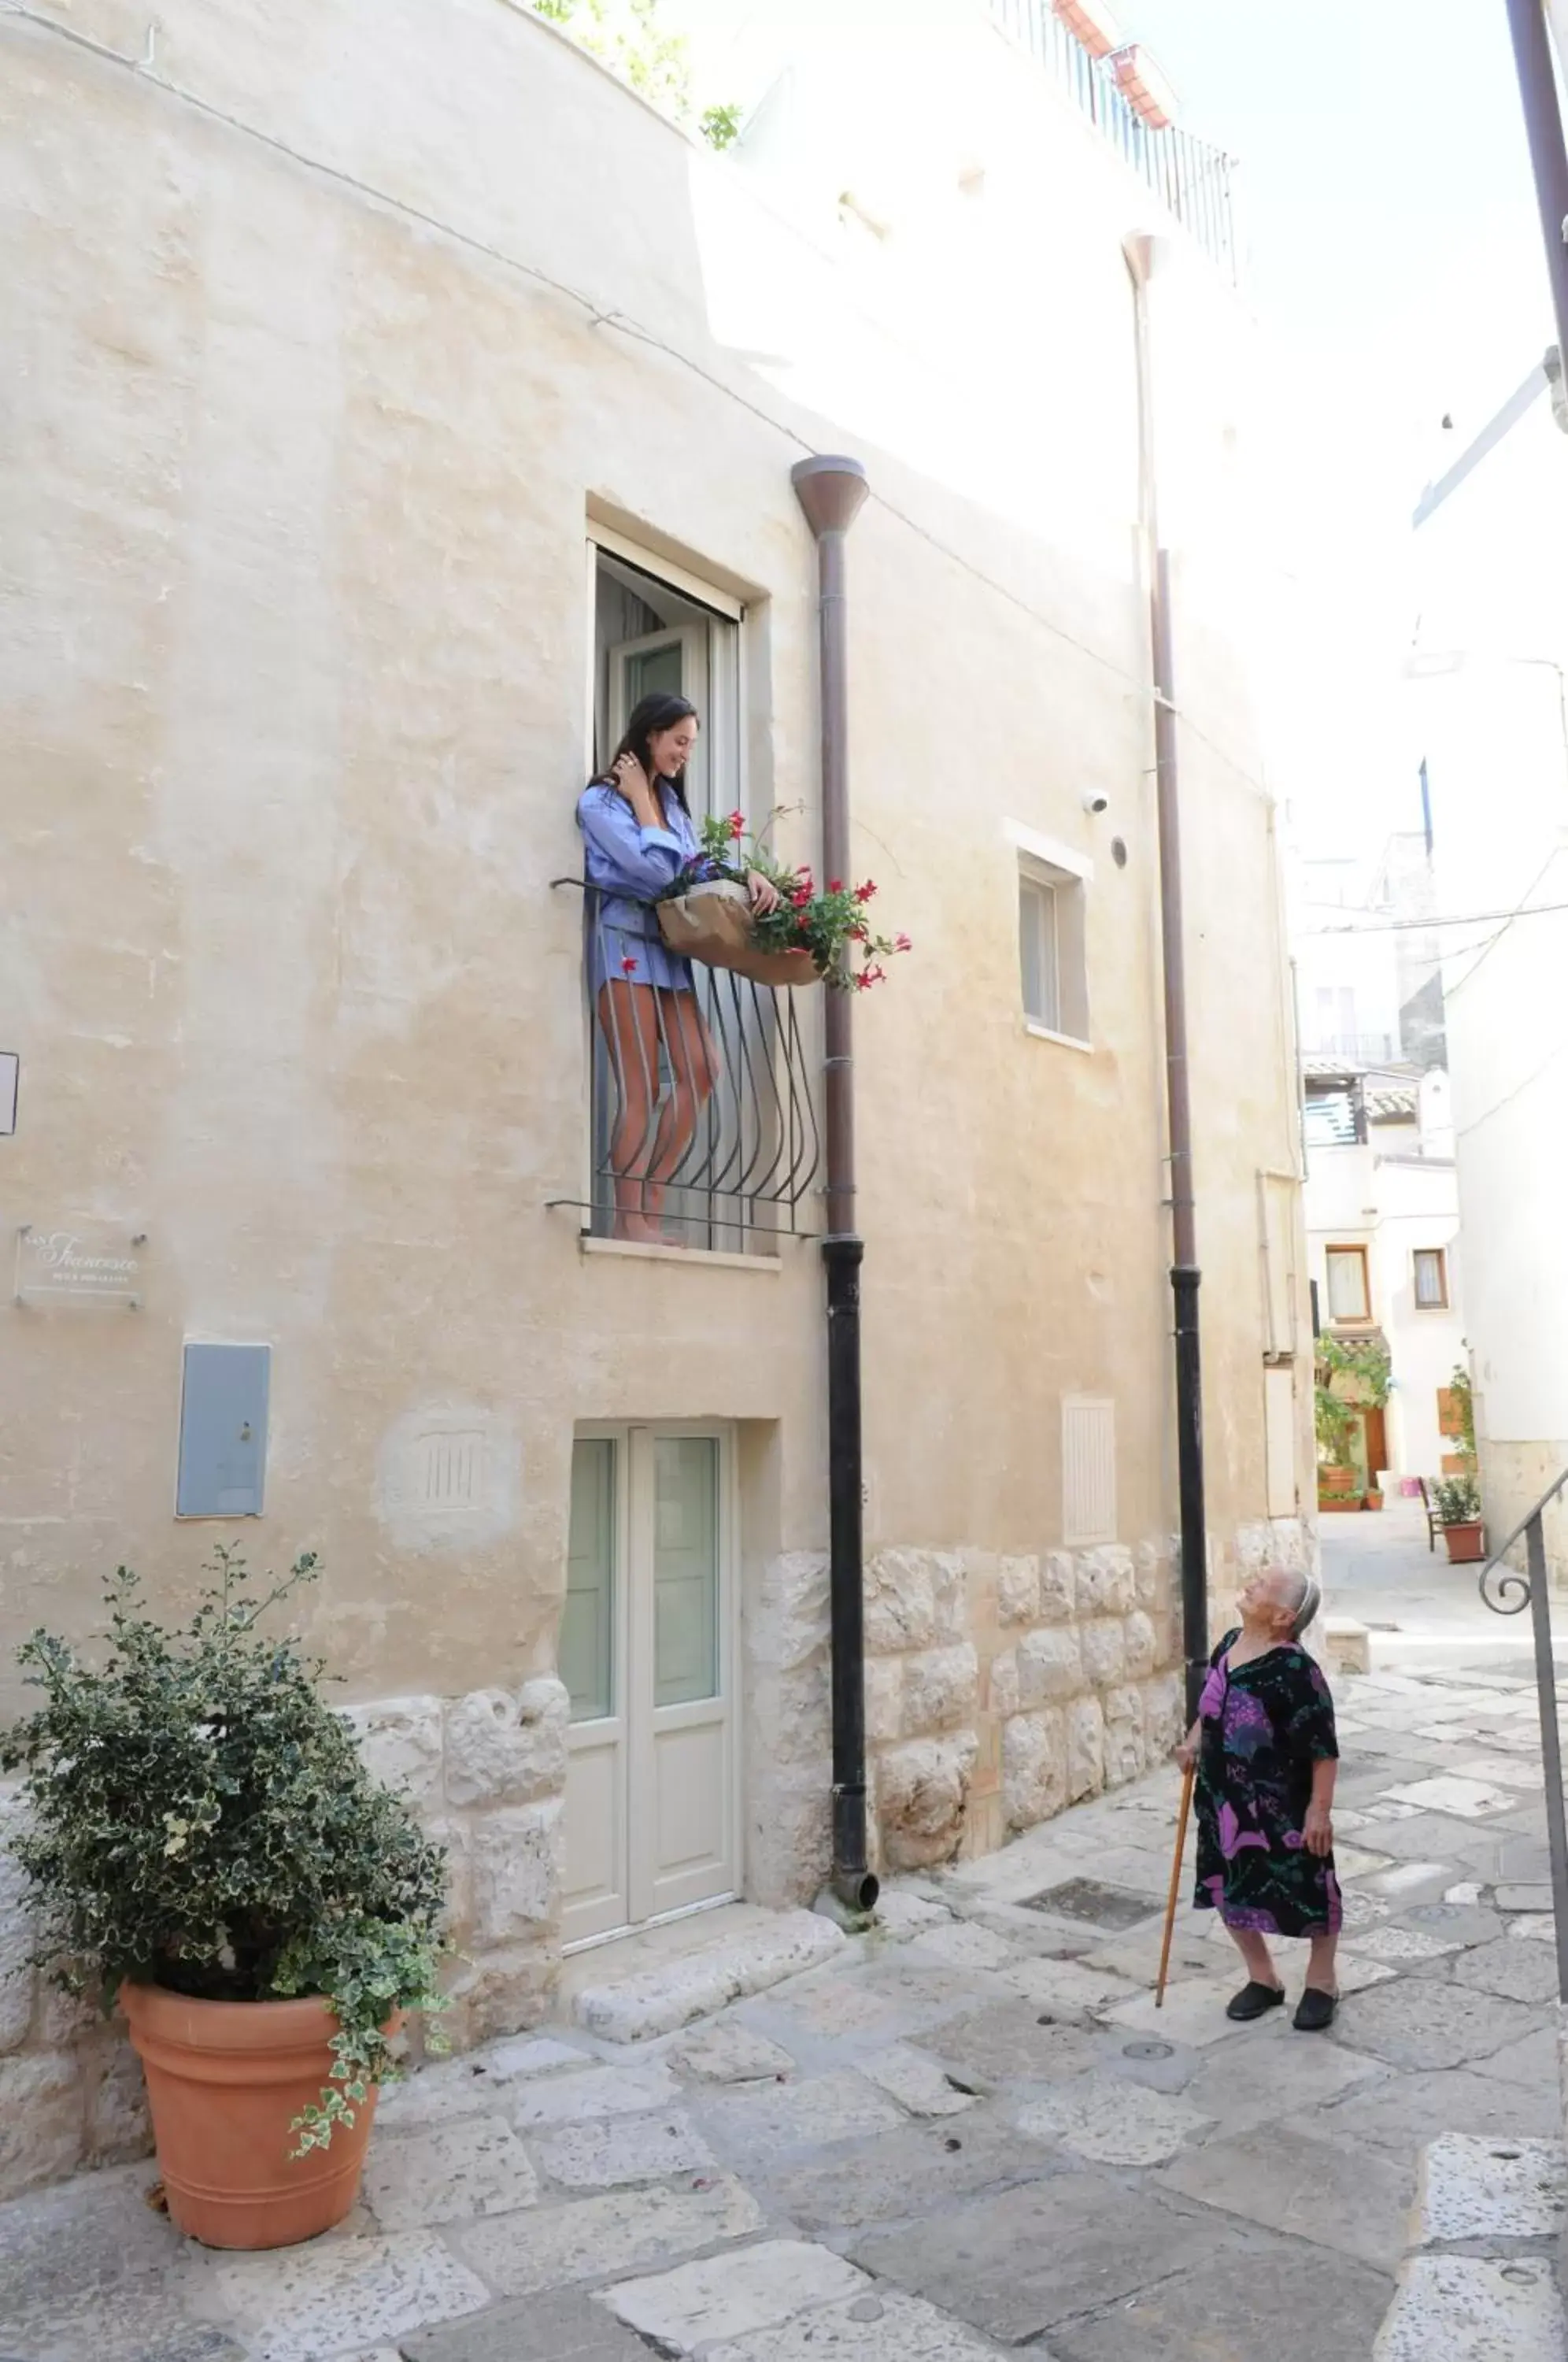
[0,1550,448,2155]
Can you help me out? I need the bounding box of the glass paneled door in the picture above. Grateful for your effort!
[560,1425,738,1946]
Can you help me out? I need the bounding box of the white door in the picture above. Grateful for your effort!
[559,1424,738,1947]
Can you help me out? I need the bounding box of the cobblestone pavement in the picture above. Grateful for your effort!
[1,1644,1565,2360]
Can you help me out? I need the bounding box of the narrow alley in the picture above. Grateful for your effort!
[2,1507,1562,2361]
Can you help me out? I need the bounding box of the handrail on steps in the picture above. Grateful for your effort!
[1475,1459,1568,2005]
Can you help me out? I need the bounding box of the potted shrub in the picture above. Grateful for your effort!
[1,1550,447,2250]
[1315,1383,1361,1512]
[1434,1473,1485,1564]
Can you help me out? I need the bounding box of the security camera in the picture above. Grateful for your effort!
[1082,791,1109,815]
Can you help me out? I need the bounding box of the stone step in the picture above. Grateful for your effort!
[568,1907,847,2043]
[1322,1616,1371,1675]
[1374,2134,1568,2360]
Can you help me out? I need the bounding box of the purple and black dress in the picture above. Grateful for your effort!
[1192,1628,1341,1938]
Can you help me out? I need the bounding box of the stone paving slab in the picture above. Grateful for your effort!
[1374,2253,1566,2359]
[748,2107,1064,2236]
[701,2286,1011,2361]
[923,1999,1103,2090]
[1049,2238,1394,2362]
[599,2238,866,2353]
[450,2176,764,2298]
[1417,2134,1568,2242]
[400,2287,660,2361]
[1155,2120,1415,2272]
[531,2109,714,2191]
[848,2174,1256,2343]
[206,2234,489,2362]
[1015,2074,1212,2164]
[1329,1975,1544,2071]
[363,2118,538,2232]
[1323,2065,1568,2155]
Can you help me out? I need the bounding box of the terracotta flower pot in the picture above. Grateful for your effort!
[121,1983,383,2250]
[1442,1519,1485,1564]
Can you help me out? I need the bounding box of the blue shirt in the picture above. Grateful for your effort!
[576,779,699,992]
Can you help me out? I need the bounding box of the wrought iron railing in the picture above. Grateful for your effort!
[550,884,822,1249]
[988,0,1239,283]
[1478,1464,1568,2004]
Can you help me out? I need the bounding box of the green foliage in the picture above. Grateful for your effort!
[700,102,744,150]
[1317,1331,1392,1409]
[1448,1361,1477,1463]
[530,0,741,146]
[1,1551,448,2155]
[683,809,911,991]
[1434,1472,1482,1525]
[1313,1382,1356,1464]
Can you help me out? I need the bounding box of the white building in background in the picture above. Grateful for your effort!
[1302,1064,1466,1489]
[1412,353,1568,1580]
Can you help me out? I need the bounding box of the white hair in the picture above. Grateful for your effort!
[1270,1565,1321,1643]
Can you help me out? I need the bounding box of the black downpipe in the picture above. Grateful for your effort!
[792,454,878,1916]
[1127,239,1211,1723]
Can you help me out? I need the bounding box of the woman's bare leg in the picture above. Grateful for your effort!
[1226,1925,1282,1990]
[1304,1929,1338,1995]
[596,981,664,1242]
[640,990,719,1241]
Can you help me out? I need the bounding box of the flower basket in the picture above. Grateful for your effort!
[657,878,820,989]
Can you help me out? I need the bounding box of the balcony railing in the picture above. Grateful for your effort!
[552,886,823,1251]
[989,0,1239,283]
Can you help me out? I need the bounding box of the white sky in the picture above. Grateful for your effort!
[660,0,1559,864]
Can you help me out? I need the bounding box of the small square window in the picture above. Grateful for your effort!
[1019,858,1088,1042]
[1413,1247,1448,1309]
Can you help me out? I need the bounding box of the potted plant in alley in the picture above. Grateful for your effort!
[1315,1383,1362,1512]
[657,809,911,991]
[1315,1335,1392,1512]
[1434,1472,1485,1564]
[1,1550,447,2250]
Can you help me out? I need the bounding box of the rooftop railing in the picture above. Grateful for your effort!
[989,0,1239,282]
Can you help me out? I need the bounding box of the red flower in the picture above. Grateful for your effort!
[828,879,843,895]
[893,933,912,953]
[854,881,877,903]
[862,962,887,987]
[851,971,872,991]
[791,886,812,908]
[727,810,746,838]
[849,923,867,942]
[620,955,639,977]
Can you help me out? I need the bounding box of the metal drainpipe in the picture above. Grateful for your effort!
[792,453,879,1916]
[1125,235,1211,1723]
[1505,0,1568,372]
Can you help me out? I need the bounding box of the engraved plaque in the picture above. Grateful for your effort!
[15,1224,143,1309]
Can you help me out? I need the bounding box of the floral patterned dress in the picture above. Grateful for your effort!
[1193,1630,1341,1938]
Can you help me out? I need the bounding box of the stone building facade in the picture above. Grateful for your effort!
[0,0,1315,2193]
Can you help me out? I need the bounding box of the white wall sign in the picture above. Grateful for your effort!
[0,1054,16,1137]
[15,1224,143,1309]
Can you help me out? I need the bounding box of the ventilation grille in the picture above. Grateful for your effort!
[1062,1396,1117,1546]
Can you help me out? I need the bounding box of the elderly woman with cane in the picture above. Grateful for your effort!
[1174,1565,1341,2031]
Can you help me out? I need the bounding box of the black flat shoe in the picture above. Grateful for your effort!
[1226,1979,1286,2022]
[1293,1987,1337,2032]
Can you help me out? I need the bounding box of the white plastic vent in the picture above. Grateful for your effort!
[1062,1397,1117,1546]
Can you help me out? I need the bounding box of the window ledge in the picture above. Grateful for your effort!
[579,1235,783,1274]
[1023,1020,1093,1054]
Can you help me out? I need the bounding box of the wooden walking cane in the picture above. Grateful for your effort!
[1155,1763,1196,2008]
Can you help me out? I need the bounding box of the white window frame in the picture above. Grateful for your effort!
[1008,822,1092,1049]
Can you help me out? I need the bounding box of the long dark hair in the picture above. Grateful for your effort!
[594,691,700,816]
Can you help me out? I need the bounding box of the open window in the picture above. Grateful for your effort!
[573,533,819,1254]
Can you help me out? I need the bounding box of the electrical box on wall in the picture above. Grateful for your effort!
[176,1342,271,1517]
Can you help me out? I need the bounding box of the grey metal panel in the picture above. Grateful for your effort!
[176,1342,270,1517]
